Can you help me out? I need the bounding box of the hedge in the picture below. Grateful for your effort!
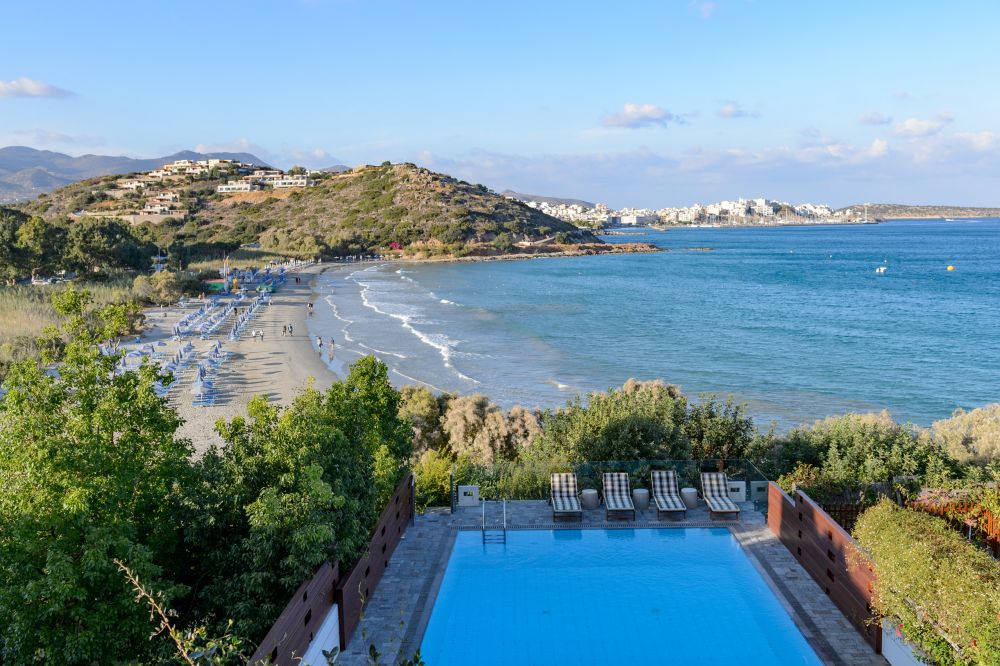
[854,499,1000,665]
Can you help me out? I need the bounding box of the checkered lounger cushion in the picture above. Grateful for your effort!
[550,473,581,514]
[701,472,740,513]
[651,470,686,512]
[602,473,635,511]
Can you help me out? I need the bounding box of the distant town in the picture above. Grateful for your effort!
[507,194,872,228]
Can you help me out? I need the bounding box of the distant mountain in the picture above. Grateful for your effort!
[837,203,1000,219]
[501,190,595,209]
[318,164,351,173]
[0,146,268,202]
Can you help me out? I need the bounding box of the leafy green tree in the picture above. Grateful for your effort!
[684,395,757,460]
[65,217,147,271]
[398,385,450,455]
[788,411,956,485]
[0,299,193,664]
[535,379,689,462]
[0,207,29,282]
[16,215,67,274]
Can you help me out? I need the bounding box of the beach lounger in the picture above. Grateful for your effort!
[701,472,741,518]
[651,470,687,520]
[602,472,636,520]
[550,473,582,520]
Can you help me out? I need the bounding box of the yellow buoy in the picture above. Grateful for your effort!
[947,265,955,272]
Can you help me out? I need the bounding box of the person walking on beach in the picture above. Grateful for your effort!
[282,325,287,336]
[307,302,313,317]
[316,336,323,356]
[288,324,293,336]
[328,337,335,360]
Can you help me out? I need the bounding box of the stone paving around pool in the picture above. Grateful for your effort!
[336,500,886,666]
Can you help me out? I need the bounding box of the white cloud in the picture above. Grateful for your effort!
[954,131,999,152]
[0,77,74,98]
[717,101,759,119]
[858,111,892,126]
[893,112,954,138]
[412,129,998,209]
[11,128,102,146]
[602,103,680,129]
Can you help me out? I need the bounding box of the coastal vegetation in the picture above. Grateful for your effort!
[0,299,412,663]
[854,500,1000,665]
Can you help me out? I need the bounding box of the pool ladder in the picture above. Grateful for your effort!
[482,499,507,544]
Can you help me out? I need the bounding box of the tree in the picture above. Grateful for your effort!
[133,270,182,306]
[922,404,1000,466]
[684,395,757,460]
[0,207,29,282]
[535,379,689,462]
[0,299,193,663]
[398,385,450,455]
[65,217,147,271]
[16,215,67,275]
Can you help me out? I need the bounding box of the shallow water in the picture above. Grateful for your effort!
[311,219,1000,428]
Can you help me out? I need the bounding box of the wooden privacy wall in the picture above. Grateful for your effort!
[249,473,414,664]
[767,482,882,654]
[909,499,1000,558]
[249,560,340,665]
[335,472,415,649]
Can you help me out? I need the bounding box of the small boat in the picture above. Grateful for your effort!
[875,266,887,274]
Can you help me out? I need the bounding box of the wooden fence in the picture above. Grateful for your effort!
[908,499,1000,558]
[249,472,415,665]
[334,472,415,649]
[250,560,340,665]
[767,482,882,654]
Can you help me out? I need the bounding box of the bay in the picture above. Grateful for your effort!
[311,218,1000,429]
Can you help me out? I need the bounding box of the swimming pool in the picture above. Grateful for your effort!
[420,528,822,665]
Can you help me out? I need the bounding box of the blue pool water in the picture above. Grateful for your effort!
[420,528,822,665]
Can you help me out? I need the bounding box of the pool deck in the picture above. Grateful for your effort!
[337,500,886,665]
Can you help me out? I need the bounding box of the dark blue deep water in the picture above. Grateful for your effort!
[313,219,1000,428]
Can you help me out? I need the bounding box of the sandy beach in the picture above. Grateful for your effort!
[135,264,341,454]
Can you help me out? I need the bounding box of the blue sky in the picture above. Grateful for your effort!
[2,0,999,207]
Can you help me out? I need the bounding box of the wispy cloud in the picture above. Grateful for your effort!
[893,112,954,138]
[717,101,759,119]
[0,77,74,98]
[11,128,102,146]
[413,129,1000,208]
[602,103,680,129]
[858,111,892,126]
[691,2,719,18]
[893,91,911,100]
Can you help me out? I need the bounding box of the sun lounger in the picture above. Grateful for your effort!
[700,472,741,518]
[651,470,687,520]
[550,473,582,520]
[602,472,636,520]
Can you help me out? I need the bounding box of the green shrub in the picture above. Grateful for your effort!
[854,500,1000,664]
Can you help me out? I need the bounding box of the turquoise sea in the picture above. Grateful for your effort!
[310,218,1000,428]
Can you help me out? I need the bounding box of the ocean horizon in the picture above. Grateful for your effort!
[308,218,1000,429]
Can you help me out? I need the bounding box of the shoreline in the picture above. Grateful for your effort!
[160,264,340,454]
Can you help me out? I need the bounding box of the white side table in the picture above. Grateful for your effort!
[632,488,650,511]
[580,488,600,510]
[681,487,699,509]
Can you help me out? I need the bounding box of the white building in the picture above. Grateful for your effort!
[217,181,259,193]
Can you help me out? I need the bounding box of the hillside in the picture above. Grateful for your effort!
[837,203,1000,219]
[19,162,655,261]
[0,146,267,202]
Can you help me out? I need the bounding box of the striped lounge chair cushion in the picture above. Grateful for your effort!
[603,473,634,510]
[550,473,581,513]
[701,472,740,512]
[652,470,686,511]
